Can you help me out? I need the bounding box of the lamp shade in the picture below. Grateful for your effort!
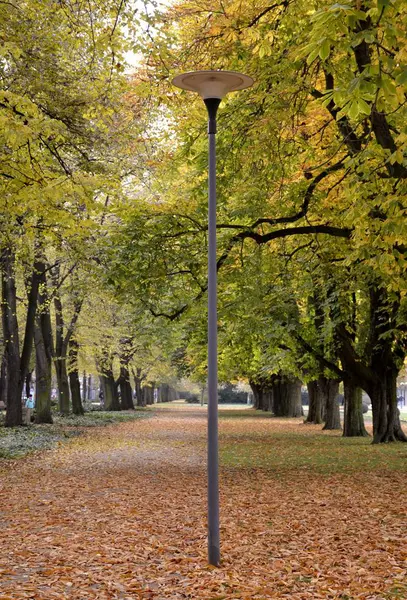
[172,70,253,99]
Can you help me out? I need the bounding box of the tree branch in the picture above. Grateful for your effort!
[292,331,344,378]
[244,0,289,29]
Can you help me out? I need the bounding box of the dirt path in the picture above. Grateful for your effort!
[0,407,406,599]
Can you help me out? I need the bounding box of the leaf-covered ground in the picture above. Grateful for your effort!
[0,410,148,458]
[0,405,406,599]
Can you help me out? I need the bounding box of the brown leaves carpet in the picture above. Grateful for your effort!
[0,406,406,599]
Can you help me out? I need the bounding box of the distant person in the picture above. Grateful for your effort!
[25,394,34,424]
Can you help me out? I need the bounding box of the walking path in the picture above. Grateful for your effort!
[0,406,405,599]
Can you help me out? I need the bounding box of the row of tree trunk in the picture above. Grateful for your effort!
[250,374,302,418]
[98,365,178,410]
[0,246,174,424]
[249,372,368,437]
[305,377,368,435]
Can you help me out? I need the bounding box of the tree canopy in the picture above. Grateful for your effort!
[1,0,407,442]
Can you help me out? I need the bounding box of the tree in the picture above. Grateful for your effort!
[120,0,407,442]
[1,0,142,424]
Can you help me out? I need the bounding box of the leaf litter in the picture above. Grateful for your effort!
[0,406,406,599]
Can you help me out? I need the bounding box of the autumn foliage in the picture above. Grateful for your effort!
[0,407,406,599]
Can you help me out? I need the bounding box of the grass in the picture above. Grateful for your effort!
[219,407,274,418]
[219,410,407,475]
[0,409,149,459]
[52,408,148,426]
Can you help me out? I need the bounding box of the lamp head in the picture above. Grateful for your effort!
[172,70,254,99]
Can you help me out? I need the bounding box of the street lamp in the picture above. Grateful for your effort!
[172,71,254,566]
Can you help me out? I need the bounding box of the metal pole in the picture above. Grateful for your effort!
[205,97,221,567]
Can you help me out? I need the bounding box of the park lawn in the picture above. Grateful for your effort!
[218,410,407,474]
[0,405,406,600]
[217,411,407,600]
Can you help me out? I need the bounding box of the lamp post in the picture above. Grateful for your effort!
[172,71,253,566]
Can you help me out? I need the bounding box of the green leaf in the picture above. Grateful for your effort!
[396,68,407,86]
[307,47,320,65]
[333,90,346,106]
[320,91,334,107]
[363,32,375,43]
[348,100,360,120]
[319,39,331,61]
[357,98,371,115]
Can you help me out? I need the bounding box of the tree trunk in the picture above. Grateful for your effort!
[250,381,264,410]
[98,354,120,412]
[133,368,145,407]
[387,369,407,442]
[273,377,302,417]
[2,248,41,426]
[0,353,8,407]
[69,369,83,415]
[25,371,32,399]
[143,385,154,405]
[34,262,54,424]
[82,371,87,404]
[55,359,70,415]
[100,373,118,410]
[305,380,323,424]
[160,383,169,402]
[2,247,23,426]
[335,283,406,442]
[136,379,144,406]
[321,378,341,430]
[119,365,134,410]
[52,265,83,416]
[87,374,92,400]
[343,381,368,437]
[34,322,53,424]
[68,339,84,415]
[368,368,407,443]
[263,389,273,412]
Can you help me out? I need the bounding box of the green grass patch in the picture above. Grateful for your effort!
[52,408,149,427]
[0,409,149,459]
[219,414,407,475]
[219,408,275,419]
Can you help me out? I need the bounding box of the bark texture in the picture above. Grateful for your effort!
[133,368,145,407]
[1,247,40,426]
[306,380,323,424]
[97,351,120,411]
[118,339,135,410]
[249,379,273,411]
[34,322,53,424]
[321,378,341,430]
[52,263,83,415]
[82,372,87,404]
[272,376,302,417]
[0,353,8,407]
[119,365,134,410]
[68,339,84,415]
[34,263,54,424]
[343,381,368,437]
[335,283,407,443]
[143,385,154,405]
[367,369,406,443]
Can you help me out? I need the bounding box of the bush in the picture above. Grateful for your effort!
[218,384,247,404]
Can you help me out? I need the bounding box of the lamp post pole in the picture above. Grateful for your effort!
[205,97,221,565]
[172,71,253,566]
